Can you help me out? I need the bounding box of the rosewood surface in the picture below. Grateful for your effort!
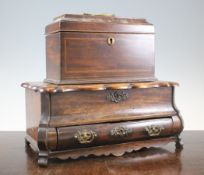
[21,81,183,166]
[56,117,177,150]
[0,131,203,175]
[21,14,184,168]
[46,14,154,37]
[21,81,178,93]
[45,14,156,84]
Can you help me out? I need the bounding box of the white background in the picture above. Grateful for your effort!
[0,0,203,131]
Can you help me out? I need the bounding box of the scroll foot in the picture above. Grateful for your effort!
[25,138,30,147]
[38,151,49,167]
[175,135,183,150]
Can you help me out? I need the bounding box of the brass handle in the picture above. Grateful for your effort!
[107,37,115,45]
[106,90,128,103]
[74,129,97,144]
[145,125,164,137]
[110,126,132,137]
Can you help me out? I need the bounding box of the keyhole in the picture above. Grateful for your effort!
[107,37,115,45]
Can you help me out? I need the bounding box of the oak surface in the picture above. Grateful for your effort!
[0,131,203,175]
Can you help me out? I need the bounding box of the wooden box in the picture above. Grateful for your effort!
[21,81,183,166]
[45,14,156,84]
[22,14,183,167]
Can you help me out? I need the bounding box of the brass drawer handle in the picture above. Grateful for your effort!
[106,90,128,103]
[110,126,132,137]
[74,129,97,144]
[145,125,164,136]
[107,37,115,45]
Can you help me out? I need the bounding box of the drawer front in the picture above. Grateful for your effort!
[60,32,155,83]
[50,87,176,127]
[56,117,174,151]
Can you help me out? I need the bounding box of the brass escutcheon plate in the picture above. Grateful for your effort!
[106,90,128,103]
[74,129,97,144]
[145,125,164,137]
[110,126,133,137]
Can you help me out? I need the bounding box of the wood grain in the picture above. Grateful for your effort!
[21,81,178,93]
[22,80,183,166]
[45,14,154,34]
[21,14,184,167]
[56,117,176,151]
[50,87,176,127]
[45,14,155,84]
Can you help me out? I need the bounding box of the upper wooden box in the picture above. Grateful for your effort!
[45,14,156,84]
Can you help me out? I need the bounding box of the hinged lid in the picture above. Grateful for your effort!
[45,14,154,35]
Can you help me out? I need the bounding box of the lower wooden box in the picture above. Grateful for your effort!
[22,81,183,166]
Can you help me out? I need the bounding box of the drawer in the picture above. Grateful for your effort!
[50,86,176,127]
[54,117,177,151]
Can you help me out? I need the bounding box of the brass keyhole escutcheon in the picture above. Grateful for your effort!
[107,37,115,45]
[106,90,128,103]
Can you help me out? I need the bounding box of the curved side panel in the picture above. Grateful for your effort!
[171,86,184,132]
[37,93,51,155]
[171,115,183,135]
[47,128,58,150]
